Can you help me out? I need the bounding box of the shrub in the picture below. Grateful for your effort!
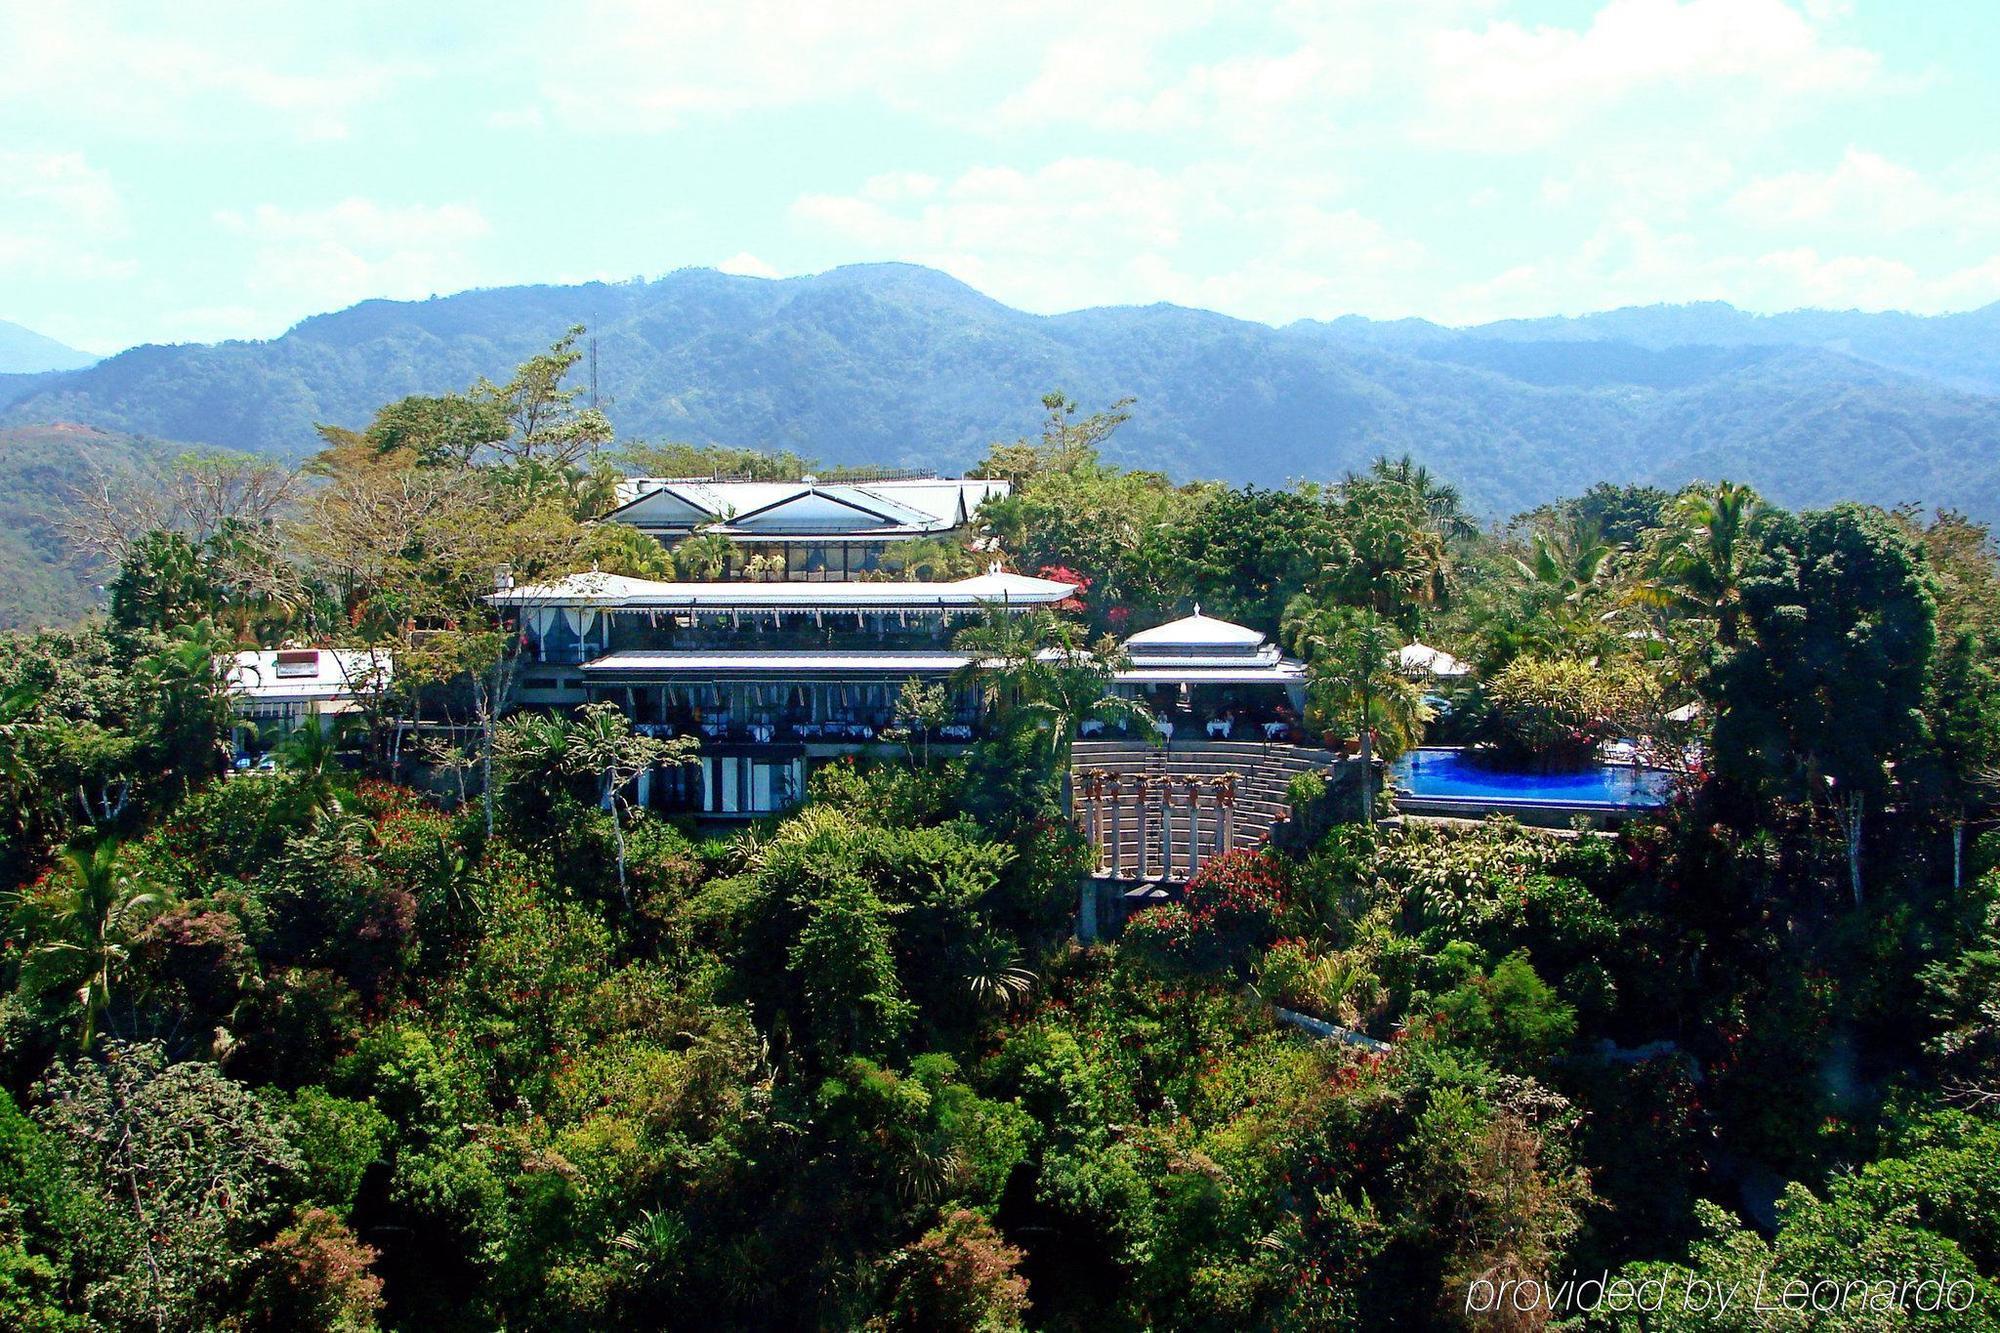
[1476,656,1656,771]
[1123,851,1289,974]
[1284,769,1327,808]
[875,1208,1031,1331]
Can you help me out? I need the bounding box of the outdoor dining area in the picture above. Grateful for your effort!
[1079,697,1307,745]
[1099,608,1312,747]
[613,678,982,747]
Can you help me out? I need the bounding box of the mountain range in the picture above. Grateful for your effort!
[0,319,97,375]
[3,263,1999,626]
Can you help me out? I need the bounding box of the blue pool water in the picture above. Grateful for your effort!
[1391,747,1673,808]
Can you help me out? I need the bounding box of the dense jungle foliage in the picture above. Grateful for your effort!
[2,345,1998,1329]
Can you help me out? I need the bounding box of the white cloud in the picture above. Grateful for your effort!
[793,157,1424,321]
[0,151,134,281]
[1436,210,2000,323]
[522,0,1082,131]
[1729,148,2000,237]
[0,1,420,141]
[214,199,493,330]
[1418,0,1879,150]
[1746,247,2000,313]
[717,252,782,279]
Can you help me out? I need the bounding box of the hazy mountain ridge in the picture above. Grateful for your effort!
[0,319,96,375]
[4,263,1999,531]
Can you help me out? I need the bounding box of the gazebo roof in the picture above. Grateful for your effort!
[1123,608,1267,651]
[1397,642,1472,677]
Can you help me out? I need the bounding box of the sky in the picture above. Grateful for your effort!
[3,0,1999,355]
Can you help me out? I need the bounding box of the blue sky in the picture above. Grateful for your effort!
[4,0,1998,354]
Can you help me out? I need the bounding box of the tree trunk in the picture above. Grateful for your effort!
[1844,790,1865,908]
[1954,817,1964,892]
[611,794,630,909]
[1357,695,1375,824]
[479,670,495,839]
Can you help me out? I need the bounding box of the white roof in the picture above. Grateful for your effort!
[1114,664,1306,685]
[607,476,1008,536]
[223,648,392,702]
[582,651,973,675]
[1664,701,1704,723]
[489,567,1076,611]
[1124,609,1268,651]
[1116,610,1302,686]
[1398,642,1472,677]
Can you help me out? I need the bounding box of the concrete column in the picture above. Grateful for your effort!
[1220,776,1236,856]
[1184,772,1200,876]
[1086,773,1105,874]
[1137,778,1152,881]
[1110,778,1124,879]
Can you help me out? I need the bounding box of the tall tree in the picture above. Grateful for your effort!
[475,325,613,469]
[952,605,1149,807]
[1637,479,1768,649]
[1711,503,1936,905]
[1329,472,1454,629]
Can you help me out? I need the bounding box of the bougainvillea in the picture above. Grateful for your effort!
[1123,850,1291,974]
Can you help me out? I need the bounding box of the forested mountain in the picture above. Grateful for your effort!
[5,265,2000,525]
[0,423,181,629]
[0,319,96,374]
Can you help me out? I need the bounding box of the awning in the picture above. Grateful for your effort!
[581,651,973,675]
[1114,666,1305,686]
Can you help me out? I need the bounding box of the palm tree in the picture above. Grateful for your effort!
[1511,521,1620,659]
[19,838,164,1049]
[962,931,1036,1013]
[272,716,350,812]
[1332,474,1456,627]
[951,604,1153,810]
[1637,480,1766,648]
[498,703,695,906]
[569,701,692,905]
[1282,596,1430,823]
[139,618,238,794]
[1370,454,1479,543]
[0,682,38,804]
[673,533,736,580]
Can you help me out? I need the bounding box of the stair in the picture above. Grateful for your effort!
[1071,739,1346,884]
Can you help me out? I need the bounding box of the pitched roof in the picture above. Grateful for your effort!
[1397,643,1473,677]
[606,476,1007,535]
[1124,609,1268,650]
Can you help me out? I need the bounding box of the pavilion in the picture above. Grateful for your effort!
[1105,609,1309,742]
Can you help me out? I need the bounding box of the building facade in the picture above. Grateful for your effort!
[601,475,1009,581]
[491,565,1076,816]
[224,647,393,751]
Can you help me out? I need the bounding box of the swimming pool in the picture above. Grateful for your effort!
[1391,747,1673,808]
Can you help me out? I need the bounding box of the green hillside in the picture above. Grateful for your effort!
[4,263,2000,530]
[0,423,182,628]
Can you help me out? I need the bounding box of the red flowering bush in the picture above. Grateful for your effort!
[1038,563,1090,613]
[1123,850,1289,973]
